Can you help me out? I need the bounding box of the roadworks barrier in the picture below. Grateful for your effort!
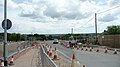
[41,45,58,67]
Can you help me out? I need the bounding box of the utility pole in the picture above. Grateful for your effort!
[4,0,8,66]
[95,13,98,45]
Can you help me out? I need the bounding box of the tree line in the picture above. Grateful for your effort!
[0,25,119,41]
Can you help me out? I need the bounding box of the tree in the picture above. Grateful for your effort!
[61,34,71,40]
[103,25,120,35]
[39,35,47,40]
[8,33,22,41]
[16,33,21,41]
[47,35,53,40]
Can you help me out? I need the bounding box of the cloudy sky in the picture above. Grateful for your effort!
[0,0,120,34]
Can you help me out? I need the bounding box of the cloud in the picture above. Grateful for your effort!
[43,5,88,20]
[0,0,120,34]
[98,14,117,22]
[107,0,120,6]
[97,5,120,22]
[0,0,18,9]
[43,6,61,19]
[18,0,98,21]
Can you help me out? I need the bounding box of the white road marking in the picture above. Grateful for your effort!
[57,50,71,60]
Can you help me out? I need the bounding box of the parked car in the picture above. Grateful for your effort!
[53,39,59,44]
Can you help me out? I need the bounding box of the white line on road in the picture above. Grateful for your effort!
[57,50,71,60]
[58,49,82,66]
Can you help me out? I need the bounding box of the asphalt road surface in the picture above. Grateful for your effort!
[46,40,120,67]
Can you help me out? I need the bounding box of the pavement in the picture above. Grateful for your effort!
[10,48,42,67]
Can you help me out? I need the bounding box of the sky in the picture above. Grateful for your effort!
[0,0,120,34]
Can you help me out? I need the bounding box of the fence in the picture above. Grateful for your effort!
[88,34,120,48]
[40,45,58,67]
[98,35,120,48]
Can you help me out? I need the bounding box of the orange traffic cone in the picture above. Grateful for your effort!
[113,49,117,54]
[96,49,99,52]
[81,47,84,50]
[45,44,48,46]
[71,53,76,67]
[89,47,92,52]
[53,47,58,60]
[0,59,4,67]
[55,47,57,51]
[77,46,79,50]
[47,50,50,55]
[85,47,88,51]
[47,45,50,55]
[104,48,108,53]
[73,46,75,49]
[9,56,14,65]
[82,64,86,67]
[49,46,53,57]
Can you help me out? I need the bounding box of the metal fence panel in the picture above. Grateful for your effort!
[40,45,58,67]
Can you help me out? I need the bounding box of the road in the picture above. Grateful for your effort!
[46,40,120,67]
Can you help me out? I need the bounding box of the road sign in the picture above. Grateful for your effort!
[2,19,12,30]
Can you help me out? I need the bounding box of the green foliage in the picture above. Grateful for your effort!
[8,33,22,41]
[0,33,24,41]
[61,34,82,40]
[39,35,47,40]
[47,35,53,40]
[103,25,120,35]
[61,34,71,40]
[27,34,47,41]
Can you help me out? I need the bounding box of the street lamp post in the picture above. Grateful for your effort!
[3,0,8,66]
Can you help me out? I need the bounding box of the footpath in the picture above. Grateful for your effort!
[10,47,42,67]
